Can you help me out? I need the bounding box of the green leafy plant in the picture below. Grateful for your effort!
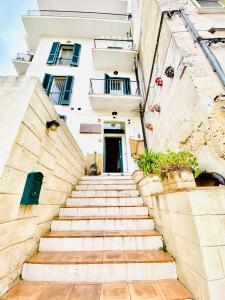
[136,151,159,175]
[151,151,202,179]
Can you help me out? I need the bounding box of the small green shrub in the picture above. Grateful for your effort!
[152,151,202,179]
[136,151,159,175]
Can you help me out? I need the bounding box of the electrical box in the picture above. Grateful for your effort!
[20,172,44,205]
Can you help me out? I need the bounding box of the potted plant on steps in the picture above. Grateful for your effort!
[134,151,163,194]
[152,151,202,192]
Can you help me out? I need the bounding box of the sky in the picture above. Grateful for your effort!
[0,0,38,75]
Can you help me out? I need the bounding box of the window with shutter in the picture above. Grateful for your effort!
[71,43,81,67]
[195,0,223,7]
[61,76,74,105]
[47,42,60,64]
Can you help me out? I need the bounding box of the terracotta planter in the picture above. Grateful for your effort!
[162,170,196,192]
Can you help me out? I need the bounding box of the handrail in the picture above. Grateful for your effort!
[89,79,141,96]
[26,10,132,21]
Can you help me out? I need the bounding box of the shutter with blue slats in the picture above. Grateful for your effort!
[47,42,60,64]
[42,73,53,95]
[104,74,110,94]
[123,78,131,95]
[70,43,81,67]
[61,76,74,105]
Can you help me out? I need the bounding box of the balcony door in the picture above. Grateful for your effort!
[104,74,131,95]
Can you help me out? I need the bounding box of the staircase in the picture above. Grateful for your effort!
[2,174,193,299]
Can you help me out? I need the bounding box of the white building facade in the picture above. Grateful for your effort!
[13,0,144,174]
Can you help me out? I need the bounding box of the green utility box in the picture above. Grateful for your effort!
[20,172,44,205]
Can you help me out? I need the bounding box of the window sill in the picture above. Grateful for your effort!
[198,7,225,14]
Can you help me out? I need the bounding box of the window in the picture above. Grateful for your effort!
[50,77,67,105]
[194,0,225,7]
[104,74,131,95]
[58,45,73,65]
[42,74,74,105]
[58,115,67,122]
[47,42,81,67]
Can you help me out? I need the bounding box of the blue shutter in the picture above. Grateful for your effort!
[104,74,110,94]
[47,42,60,64]
[70,43,81,67]
[42,73,53,95]
[123,78,131,95]
[61,76,74,105]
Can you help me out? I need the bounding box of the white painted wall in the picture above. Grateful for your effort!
[26,37,142,172]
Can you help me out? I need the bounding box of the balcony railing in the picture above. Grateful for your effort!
[94,39,134,50]
[26,10,132,21]
[15,53,33,62]
[90,79,141,97]
[49,92,63,105]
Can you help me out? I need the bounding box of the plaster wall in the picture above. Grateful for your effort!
[26,37,143,172]
[0,77,85,295]
[138,0,225,176]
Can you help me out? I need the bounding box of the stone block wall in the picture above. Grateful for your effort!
[151,188,225,300]
[0,77,85,295]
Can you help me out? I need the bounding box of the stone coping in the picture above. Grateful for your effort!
[151,186,225,197]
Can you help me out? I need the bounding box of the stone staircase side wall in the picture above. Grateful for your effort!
[134,170,225,300]
[0,77,85,296]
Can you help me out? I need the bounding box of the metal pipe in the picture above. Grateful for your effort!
[143,11,166,112]
[134,58,148,150]
[179,9,225,88]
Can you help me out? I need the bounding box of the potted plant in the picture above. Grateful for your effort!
[152,151,202,192]
[136,151,159,175]
[135,151,164,194]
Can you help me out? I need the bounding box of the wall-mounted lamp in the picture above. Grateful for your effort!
[46,120,60,131]
[112,111,118,119]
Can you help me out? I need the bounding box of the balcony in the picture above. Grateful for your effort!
[38,0,129,16]
[93,39,137,71]
[23,10,132,51]
[12,53,33,75]
[89,79,142,111]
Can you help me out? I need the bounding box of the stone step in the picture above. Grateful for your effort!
[75,184,137,191]
[1,280,193,300]
[22,250,177,282]
[82,174,132,180]
[80,179,134,185]
[59,206,148,217]
[71,190,139,198]
[40,230,162,251]
[66,197,144,207]
[51,216,154,231]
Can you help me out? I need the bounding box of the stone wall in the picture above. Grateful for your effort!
[137,0,225,176]
[151,188,225,300]
[0,77,85,295]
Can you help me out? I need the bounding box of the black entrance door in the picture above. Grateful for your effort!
[104,137,123,173]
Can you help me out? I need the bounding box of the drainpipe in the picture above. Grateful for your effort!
[179,9,225,88]
[134,57,148,149]
[143,10,168,112]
